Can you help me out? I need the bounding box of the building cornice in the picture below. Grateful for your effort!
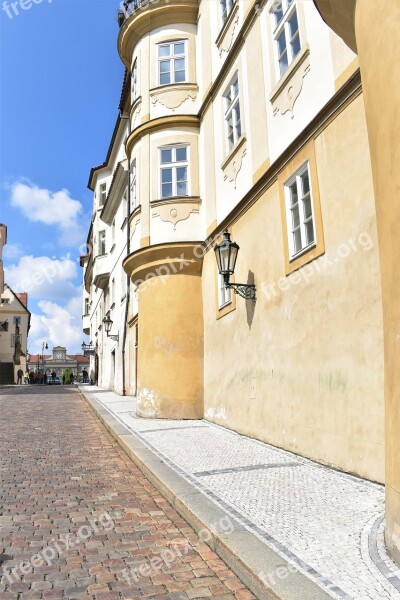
[125,114,199,158]
[123,241,204,284]
[118,0,199,68]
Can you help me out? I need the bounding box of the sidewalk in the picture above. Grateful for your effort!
[79,386,400,600]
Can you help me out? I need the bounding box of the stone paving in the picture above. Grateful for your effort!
[0,385,256,600]
[82,387,400,600]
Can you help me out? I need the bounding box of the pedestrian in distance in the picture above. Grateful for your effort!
[51,371,56,383]
[29,371,34,384]
[44,373,47,384]
[62,374,65,384]
[24,370,29,385]
[69,372,74,385]
[16,368,23,385]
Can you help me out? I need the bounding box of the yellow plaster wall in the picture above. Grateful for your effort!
[203,94,384,482]
[136,272,204,419]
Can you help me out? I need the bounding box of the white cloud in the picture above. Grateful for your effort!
[29,293,86,354]
[9,182,87,247]
[2,242,24,260]
[4,255,78,301]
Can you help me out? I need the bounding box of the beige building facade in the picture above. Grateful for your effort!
[0,224,31,384]
[83,0,396,558]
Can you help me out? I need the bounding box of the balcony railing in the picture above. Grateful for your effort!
[117,0,147,27]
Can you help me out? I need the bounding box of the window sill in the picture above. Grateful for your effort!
[151,196,200,207]
[289,242,317,264]
[215,2,239,55]
[221,135,246,171]
[216,298,236,320]
[270,46,311,117]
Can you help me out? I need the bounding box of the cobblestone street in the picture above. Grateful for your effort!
[0,386,255,600]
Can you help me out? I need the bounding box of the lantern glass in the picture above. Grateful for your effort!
[103,316,112,334]
[214,232,240,276]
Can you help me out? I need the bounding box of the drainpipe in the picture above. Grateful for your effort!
[120,109,131,396]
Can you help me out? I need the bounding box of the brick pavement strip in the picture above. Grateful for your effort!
[0,386,256,600]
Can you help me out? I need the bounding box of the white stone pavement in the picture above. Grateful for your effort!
[82,386,400,600]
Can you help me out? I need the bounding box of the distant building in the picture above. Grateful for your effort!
[28,346,89,381]
[0,224,31,384]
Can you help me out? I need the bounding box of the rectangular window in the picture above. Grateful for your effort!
[111,278,115,306]
[98,230,106,255]
[121,266,126,300]
[218,273,232,309]
[220,0,234,25]
[271,0,301,77]
[285,163,315,259]
[122,187,128,223]
[131,58,138,101]
[158,41,186,86]
[130,159,137,212]
[11,334,21,347]
[160,145,189,199]
[99,183,107,207]
[111,219,116,248]
[224,75,241,152]
[84,298,89,316]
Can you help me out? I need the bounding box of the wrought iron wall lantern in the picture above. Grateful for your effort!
[81,341,95,356]
[214,231,256,301]
[102,316,119,342]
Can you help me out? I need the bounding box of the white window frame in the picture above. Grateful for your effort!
[218,273,232,309]
[158,40,187,86]
[98,230,106,255]
[131,58,138,101]
[130,159,137,212]
[84,298,89,316]
[223,75,242,152]
[220,0,234,25]
[270,0,301,78]
[159,145,189,199]
[122,187,128,222]
[99,183,107,207]
[284,162,316,259]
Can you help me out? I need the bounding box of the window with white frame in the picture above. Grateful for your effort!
[84,298,89,316]
[224,75,241,152]
[160,145,188,199]
[218,273,232,309]
[131,58,138,101]
[111,278,115,306]
[130,159,137,212]
[121,266,126,300]
[98,230,106,255]
[271,0,301,78]
[285,163,315,258]
[158,41,186,86]
[220,0,234,25]
[99,183,107,207]
[122,187,128,222]
[111,219,115,248]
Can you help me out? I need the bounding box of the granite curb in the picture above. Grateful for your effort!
[79,387,333,600]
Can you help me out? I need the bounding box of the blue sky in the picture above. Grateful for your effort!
[0,0,124,353]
